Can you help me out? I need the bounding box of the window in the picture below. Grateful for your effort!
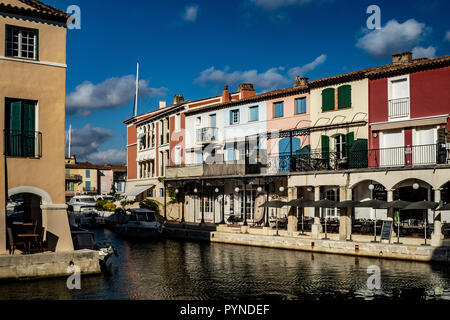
[274,102,284,118]
[230,109,240,125]
[296,98,307,114]
[227,146,235,162]
[196,117,201,126]
[65,169,70,175]
[6,25,38,60]
[249,106,259,121]
[175,114,181,131]
[159,188,164,197]
[85,181,91,190]
[210,114,217,127]
[86,170,91,178]
[322,88,335,111]
[5,98,37,157]
[334,135,346,159]
[337,85,351,109]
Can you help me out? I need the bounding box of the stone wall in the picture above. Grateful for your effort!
[0,250,101,281]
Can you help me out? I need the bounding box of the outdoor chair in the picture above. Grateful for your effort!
[30,227,47,253]
[7,227,26,255]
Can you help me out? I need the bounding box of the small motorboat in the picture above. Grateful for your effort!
[114,208,163,239]
[71,225,117,271]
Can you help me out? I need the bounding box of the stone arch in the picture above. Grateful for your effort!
[392,178,433,190]
[8,186,52,205]
[349,179,387,191]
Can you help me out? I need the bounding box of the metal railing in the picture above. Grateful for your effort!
[83,187,97,193]
[4,130,42,158]
[388,97,410,118]
[65,174,83,181]
[196,127,218,143]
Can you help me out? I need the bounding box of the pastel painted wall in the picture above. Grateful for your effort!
[310,78,369,152]
[265,93,310,155]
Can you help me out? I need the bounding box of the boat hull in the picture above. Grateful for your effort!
[114,225,163,239]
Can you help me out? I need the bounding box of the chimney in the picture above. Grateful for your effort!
[238,83,255,99]
[159,100,166,109]
[392,52,413,65]
[173,94,184,105]
[293,76,309,88]
[222,85,230,103]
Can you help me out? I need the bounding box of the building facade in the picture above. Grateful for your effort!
[0,0,73,253]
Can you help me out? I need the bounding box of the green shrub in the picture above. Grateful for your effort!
[96,199,107,210]
[139,199,160,214]
[103,202,116,212]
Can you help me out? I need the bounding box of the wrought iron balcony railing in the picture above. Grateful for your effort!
[4,130,42,158]
[388,97,410,119]
[196,127,218,143]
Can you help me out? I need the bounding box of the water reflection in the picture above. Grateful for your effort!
[1,229,450,300]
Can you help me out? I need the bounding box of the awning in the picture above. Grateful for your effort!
[124,185,154,197]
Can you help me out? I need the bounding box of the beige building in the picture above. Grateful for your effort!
[0,0,73,253]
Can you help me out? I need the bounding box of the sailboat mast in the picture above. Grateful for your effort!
[68,123,72,158]
[134,61,139,117]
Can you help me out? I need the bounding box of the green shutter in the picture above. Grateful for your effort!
[338,85,351,109]
[22,101,35,157]
[345,132,354,158]
[8,100,22,156]
[321,135,330,159]
[322,88,335,111]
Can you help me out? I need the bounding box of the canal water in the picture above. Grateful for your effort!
[1,228,450,300]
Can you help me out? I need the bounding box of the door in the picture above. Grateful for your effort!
[390,78,409,118]
[413,127,436,165]
[278,137,301,172]
[174,146,181,166]
[380,130,404,167]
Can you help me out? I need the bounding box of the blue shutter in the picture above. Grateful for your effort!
[296,98,306,114]
[274,102,284,118]
[250,106,259,121]
[229,110,233,125]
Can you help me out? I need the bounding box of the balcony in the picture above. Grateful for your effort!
[83,187,97,194]
[265,144,448,173]
[66,174,82,181]
[196,127,218,144]
[388,97,410,119]
[4,130,42,158]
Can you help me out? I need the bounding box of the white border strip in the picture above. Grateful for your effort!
[0,56,67,68]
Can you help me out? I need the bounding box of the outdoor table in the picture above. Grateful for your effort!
[17,233,40,254]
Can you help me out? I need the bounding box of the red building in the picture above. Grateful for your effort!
[368,52,450,168]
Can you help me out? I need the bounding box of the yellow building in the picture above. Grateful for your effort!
[65,157,99,201]
[0,0,73,253]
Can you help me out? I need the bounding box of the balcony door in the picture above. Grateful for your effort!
[5,98,36,157]
[389,77,410,119]
[413,127,437,165]
[380,130,404,167]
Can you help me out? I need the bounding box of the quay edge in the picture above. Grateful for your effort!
[210,231,450,263]
[0,250,101,281]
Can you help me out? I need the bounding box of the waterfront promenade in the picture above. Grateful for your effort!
[164,222,450,263]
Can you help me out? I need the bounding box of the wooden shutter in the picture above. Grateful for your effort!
[345,132,354,158]
[23,101,35,157]
[321,135,330,159]
[338,85,351,109]
[322,88,335,111]
[8,100,22,156]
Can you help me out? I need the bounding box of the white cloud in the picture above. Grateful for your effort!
[445,31,450,42]
[66,124,125,164]
[85,149,126,165]
[194,54,327,90]
[412,46,436,59]
[182,5,199,22]
[66,75,168,117]
[249,0,311,10]
[356,19,430,59]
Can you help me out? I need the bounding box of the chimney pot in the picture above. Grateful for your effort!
[174,94,184,105]
[392,51,413,65]
[238,83,255,99]
[159,100,166,109]
[293,76,309,88]
[222,85,230,103]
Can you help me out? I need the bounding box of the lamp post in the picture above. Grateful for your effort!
[275,186,285,236]
[220,184,225,225]
[369,183,377,243]
[214,187,219,224]
[200,180,205,226]
[193,187,198,223]
[243,181,248,227]
[264,182,270,227]
[164,182,167,222]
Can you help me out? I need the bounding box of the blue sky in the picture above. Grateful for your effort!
[45,0,450,164]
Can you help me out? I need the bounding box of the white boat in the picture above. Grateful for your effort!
[67,195,97,213]
[114,208,163,239]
